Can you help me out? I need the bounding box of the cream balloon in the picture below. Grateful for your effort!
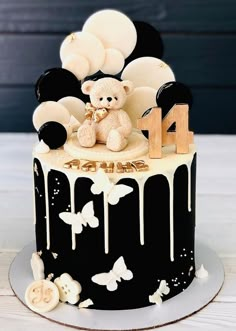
[33,101,70,131]
[101,48,125,75]
[60,31,105,76]
[83,9,137,59]
[123,87,157,128]
[58,96,85,124]
[62,53,90,80]
[121,57,175,90]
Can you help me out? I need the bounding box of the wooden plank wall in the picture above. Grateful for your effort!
[0,0,235,133]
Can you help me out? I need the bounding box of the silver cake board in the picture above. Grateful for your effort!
[9,241,224,331]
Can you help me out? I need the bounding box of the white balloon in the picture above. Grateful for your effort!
[83,9,137,59]
[101,48,125,75]
[121,57,175,90]
[62,54,90,80]
[58,96,85,124]
[123,87,157,128]
[33,101,70,131]
[60,31,105,76]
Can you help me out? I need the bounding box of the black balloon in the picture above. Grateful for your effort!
[125,21,164,66]
[84,71,122,82]
[140,108,153,139]
[35,68,89,103]
[156,81,193,118]
[38,121,67,149]
[156,81,193,131]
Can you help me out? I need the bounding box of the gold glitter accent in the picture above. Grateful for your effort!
[68,32,76,43]
[159,62,168,68]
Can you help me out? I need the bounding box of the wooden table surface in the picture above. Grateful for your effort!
[0,133,236,330]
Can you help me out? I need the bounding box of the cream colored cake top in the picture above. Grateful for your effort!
[33,131,196,181]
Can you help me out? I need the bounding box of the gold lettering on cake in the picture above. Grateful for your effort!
[81,161,96,172]
[131,160,149,172]
[64,159,80,170]
[116,162,133,173]
[99,162,114,173]
[63,160,149,173]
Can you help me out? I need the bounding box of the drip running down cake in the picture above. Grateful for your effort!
[25,9,203,313]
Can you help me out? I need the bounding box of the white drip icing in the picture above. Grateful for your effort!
[33,163,37,225]
[136,178,146,246]
[166,172,174,262]
[103,177,120,254]
[104,193,109,254]
[136,154,194,262]
[68,176,77,250]
[186,161,192,212]
[33,145,196,258]
[42,167,50,249]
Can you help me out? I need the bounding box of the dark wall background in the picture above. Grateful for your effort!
[0,0,236,133]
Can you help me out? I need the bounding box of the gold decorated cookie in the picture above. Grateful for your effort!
[25,279,59,313]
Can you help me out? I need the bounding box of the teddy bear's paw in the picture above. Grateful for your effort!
[106,129,128,152]
[77,123,96,147]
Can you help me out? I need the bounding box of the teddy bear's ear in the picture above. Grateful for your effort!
[81,80,95,95]
[121,80,134,95]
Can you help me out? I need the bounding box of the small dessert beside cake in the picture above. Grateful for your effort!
[25,8,208,314]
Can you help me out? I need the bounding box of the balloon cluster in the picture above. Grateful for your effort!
[32,9,192,151]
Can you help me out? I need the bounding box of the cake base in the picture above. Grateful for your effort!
[9,240,224,330]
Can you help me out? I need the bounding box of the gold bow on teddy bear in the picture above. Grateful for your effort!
[85,103,109,123]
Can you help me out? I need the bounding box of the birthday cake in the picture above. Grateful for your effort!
[26,9,203,313]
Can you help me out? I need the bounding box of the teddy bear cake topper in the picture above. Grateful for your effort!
[77,77,133,152]
[32,9,194,159]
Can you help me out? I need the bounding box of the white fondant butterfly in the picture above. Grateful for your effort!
[91,256,133,291]
[91,169,133,205]
[59,201,99,234]
[149,280,170,305]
